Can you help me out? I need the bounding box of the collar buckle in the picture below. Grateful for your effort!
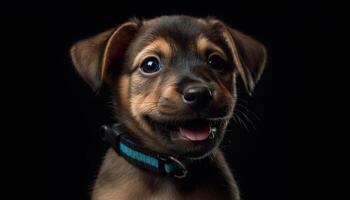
[100,124,123,150]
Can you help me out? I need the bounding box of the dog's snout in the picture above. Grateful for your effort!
[182,86,212,109]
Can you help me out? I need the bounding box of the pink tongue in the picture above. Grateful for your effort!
[179,124,210,141]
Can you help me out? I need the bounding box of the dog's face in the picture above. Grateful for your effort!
[70,16,266,158]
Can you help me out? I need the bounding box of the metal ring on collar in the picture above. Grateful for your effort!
[168,156,188,179]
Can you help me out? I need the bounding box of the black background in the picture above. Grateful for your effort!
[33,0,334,199]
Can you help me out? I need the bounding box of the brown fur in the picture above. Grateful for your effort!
[70,15,267,200]
[93,148,239,200]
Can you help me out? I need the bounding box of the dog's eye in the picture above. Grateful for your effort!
[207,54,226,71]
[139,57,161,75]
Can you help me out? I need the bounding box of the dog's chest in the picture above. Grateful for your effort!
[147,180,233,200]
[93,149,238,200]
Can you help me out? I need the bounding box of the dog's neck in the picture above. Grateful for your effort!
[100,123,210,179]
[93,147,238,200]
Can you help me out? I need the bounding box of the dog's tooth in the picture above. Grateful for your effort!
[209,127,218,139]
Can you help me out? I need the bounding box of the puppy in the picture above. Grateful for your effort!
[70,15,266,200]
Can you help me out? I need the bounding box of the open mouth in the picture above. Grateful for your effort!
[145,117,221,143]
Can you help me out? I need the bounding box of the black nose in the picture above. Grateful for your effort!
[182,86,212,109]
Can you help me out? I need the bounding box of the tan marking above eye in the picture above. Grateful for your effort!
[196,36,227,61]
[132,38,171,69]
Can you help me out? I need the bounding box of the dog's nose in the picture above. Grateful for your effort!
[182,86,212,109]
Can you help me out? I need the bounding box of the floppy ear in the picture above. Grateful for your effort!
[208,19,267,94]
[227,28,267,94]
[70,21,140,91]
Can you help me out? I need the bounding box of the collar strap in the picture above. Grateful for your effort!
[100,124,191,178]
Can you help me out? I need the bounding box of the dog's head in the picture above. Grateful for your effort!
[70,16,266,158]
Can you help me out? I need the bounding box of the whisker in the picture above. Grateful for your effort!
[235,109,256,131]
[236,97,250,105]
[234,113,249,133]
[236,103,261,122]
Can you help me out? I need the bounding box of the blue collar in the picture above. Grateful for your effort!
[100,124,192,178]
